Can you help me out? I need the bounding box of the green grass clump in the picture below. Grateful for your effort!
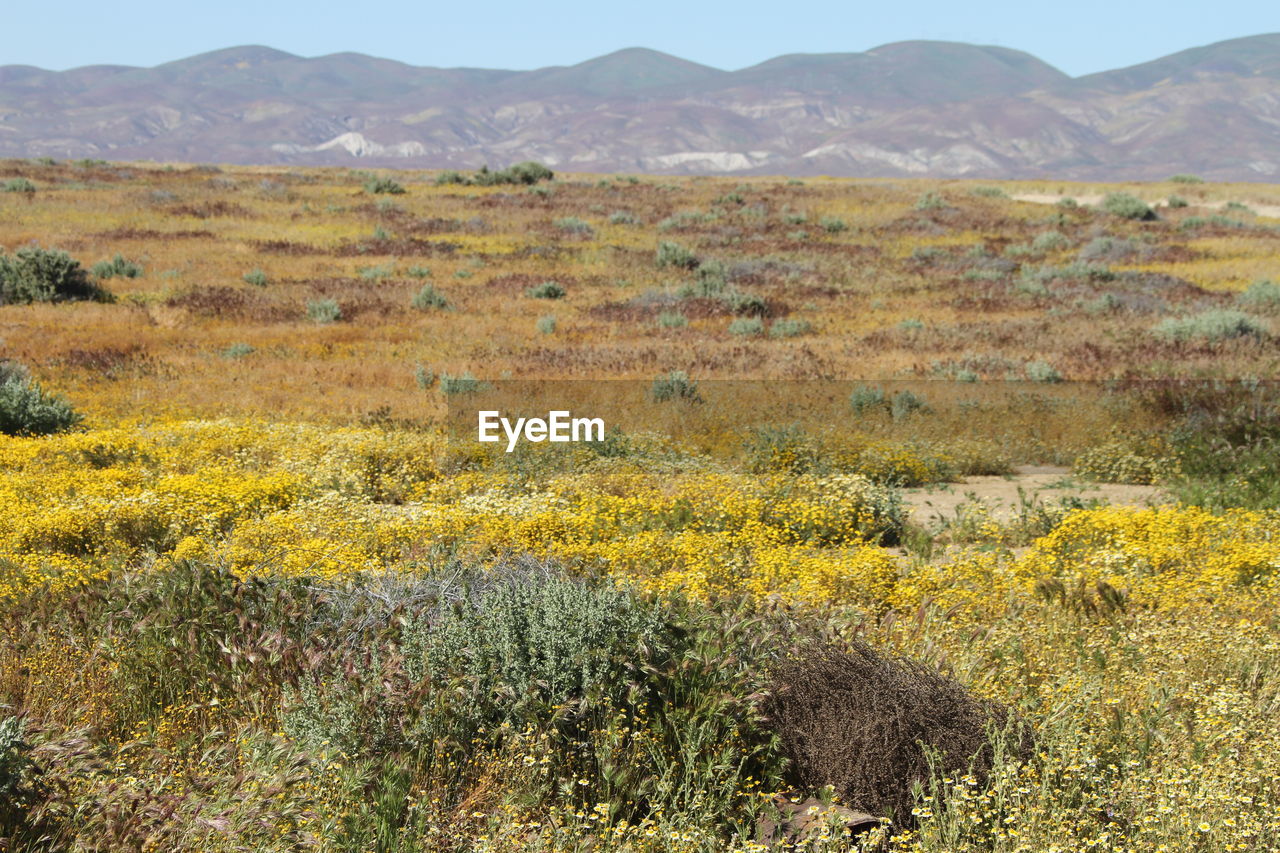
[728,317,764,337]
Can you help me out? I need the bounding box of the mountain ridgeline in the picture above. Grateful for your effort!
[2,34,1279,179]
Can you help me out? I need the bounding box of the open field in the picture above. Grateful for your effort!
[1,161,1279,852]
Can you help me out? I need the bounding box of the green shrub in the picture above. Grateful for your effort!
[728,317,764,337]
[0,361,82,436]
[890,390,928,421]
[914,192,949,211]
[970,186,1007,198]
[1074,436,1177,485]
[1101,192,1156,221]
[306,298,342,324]
[650,371,700,403]
[1056,197,1079,209]
[411,283,449,311]
[1169,174,1203,184]
[358,264,393,281]
[1031,231,1070,252]
[363,175,406,195]
[768,318,812,338]
[818,216,848,233]
[0,715,44,831]
[242,268,268,287]
[1024,360,1063,383]
[849,385,887,415]
[1167,195,1189,208]
[553,216,593,236]
[91,254,143,279]
[657,311,688,329]
[467,161,555,186]
[222,343,255,359]
[655,241,698,270]
[439,372,481,395]
[536,314,557,335]
[0,246,112,305]
[1237,280,1280,311]
[526,281,565,300]
[1153,310,1267,343]
[608,211,638,225]
[724,290,767,317]
[405,266,432,279]
[2,178,35,193]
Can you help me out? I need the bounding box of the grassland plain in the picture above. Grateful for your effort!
[0,159,1279,852]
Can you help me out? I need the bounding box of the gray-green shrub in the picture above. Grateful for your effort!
[306,298,342,324]
[0,361,82,436]
[411,283,449,311]
[0,247,113,304]
[1153,310,1267,343]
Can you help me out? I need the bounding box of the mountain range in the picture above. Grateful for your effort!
[2,34,1279,180]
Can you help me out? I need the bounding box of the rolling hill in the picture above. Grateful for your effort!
[1,35,1278,179]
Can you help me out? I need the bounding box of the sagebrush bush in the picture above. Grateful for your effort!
[91,253,143,279]
[536,314,557,334]
[650,371,700,403]
[655,241,698,270]
[1101,192,1156,221]
[526,280,565,299]
[306,298,342,324]
[439,372,481,395]
[769,318,812,338]
[241,268,268,287]
[2,178,36,193]
[0,361,82,436]
[728,317,764,337]
[363,175,406,195]
[1237,280,1280,312]
[1153,310,1267,343]
[914,191,949,211]
[0,246,113,304]
[553,216,593,236]
[410,283,449,311]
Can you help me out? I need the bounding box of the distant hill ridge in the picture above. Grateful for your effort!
[2,35,1278,179]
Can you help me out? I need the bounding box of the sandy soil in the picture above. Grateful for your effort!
[904,465,1166,527]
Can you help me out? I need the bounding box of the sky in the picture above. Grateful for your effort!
[7,0,1277,77]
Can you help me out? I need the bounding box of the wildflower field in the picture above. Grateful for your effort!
[1,160,1279,851]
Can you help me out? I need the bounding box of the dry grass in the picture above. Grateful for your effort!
[1,161,1276,425]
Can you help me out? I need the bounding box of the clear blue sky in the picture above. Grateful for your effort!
[8,0,1277,76]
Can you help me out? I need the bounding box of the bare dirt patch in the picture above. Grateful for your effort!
[905,465,1166,526]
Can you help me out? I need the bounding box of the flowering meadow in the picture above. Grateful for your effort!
[1,161,1279,851]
